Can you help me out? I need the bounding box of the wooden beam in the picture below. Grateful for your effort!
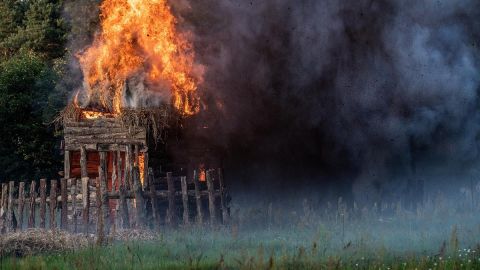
[61,179,68,230]
[148,168,160,229]
[96,177,105,244]
[133,166,145,228]
[71,178,78,233]
[192,170,203,225]
[167,172,176,227]
[181,176,189,226]
[64,151,71,179]
[7,181,14,232]
[218,169,229,225]
[39,179,47,228]
[206,171,216,226]
[49,180,57,230]
[28,181,37,229]
[80,146,88,178]
[17,182,25,231]
[81,177,89,233]
[99,153,110,235]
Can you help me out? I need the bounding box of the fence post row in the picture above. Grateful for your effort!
[0,167,229,234]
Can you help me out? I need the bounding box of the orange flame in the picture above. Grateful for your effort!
[78,0,201,116]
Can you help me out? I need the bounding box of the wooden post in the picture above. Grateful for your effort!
[143,152,149,189]
[96,177,105,244]
[134,145,139,166]
[167,172,176,226]
[39,179,47,228]
[17,182,25,231]
[71,178,77,233]
[116,150,122,191]
[133,166,145,228]
[7,181,14,232]
[80,146,88,178]
[81,177,89,233]
[28,181,36,228]
[49,180,57,230]
[99,152,110,234]
[206,171,216,226]
[64,150,71,179]
[125,145,133,189]
[218,169,229,224]
[112,152,117,192]
[119,177,130,229]
[192,170,203,225]
[61,179,68,230]
[181,176,189,226]
[148,168,160,229]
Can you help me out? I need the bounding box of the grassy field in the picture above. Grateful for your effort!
[2,196,480,269]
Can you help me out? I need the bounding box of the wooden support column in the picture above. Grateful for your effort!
[192,170,203,225]
[71,178,77,233]
[218,169,229,225]
[64,150,71,179]
[49,180,57,230]
[28,181,37,228]
[96,177,105,244]
[206,171,216,226]
[0,183,7,232]
[17,182,25,231]
[80,146,88,178]
[143,152,149,189]
[166,172,176,227]
[39,179,47,228]
[99,152,110,235]
[125,145,133,189]
[181,176,189,226]
[112,152,117,193]
[61,179,68,230]
[119,149,130,229]
[81,177,89,233]
[116,150,122,191]
[133,166,145,228]
[134,145,139,166]
[7,181,14,232]
[148,168,159,229]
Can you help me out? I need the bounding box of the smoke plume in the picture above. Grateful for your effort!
[174,0,480,202]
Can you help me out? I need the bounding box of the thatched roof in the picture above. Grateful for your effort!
[56,102,181,143]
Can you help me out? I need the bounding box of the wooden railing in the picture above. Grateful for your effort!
[0,168,229,236]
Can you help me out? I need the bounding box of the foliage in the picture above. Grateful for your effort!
[0,51,60,179]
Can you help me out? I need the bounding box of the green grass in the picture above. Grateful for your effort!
[1,226,480,270]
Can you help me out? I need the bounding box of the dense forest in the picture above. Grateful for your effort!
[0,0,99,181]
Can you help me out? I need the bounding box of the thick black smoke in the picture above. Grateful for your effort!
[173,0,480,202]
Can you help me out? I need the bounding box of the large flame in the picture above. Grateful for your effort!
[77,0,201,116]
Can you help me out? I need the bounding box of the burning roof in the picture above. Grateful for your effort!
[75,0,203,118]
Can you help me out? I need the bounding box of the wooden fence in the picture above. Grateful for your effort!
[0,167,229,236]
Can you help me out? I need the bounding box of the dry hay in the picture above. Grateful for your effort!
[110,229,160,242]
[55,102,180,142]
[0,229,92,257]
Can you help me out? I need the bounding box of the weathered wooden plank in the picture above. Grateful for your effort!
[193,170,203,225]
[61,179,68,230]
[28,181,37,229]
[64,151,71,179]
[49,180,57,230]
[148,168,160,229]
[119,161,130,229]
[143,152,149,189]
[7,181,14,232]
[206,171,216,226]
[125,145,133,189]
[181,176,189,226]
[133,166,145,228]
[96,177,105,244]
[167,172,176,227]
[39,179,47,228]
[112,152,117,192]
[116,149,122,192]
[81,177,89,233]
[80,146,88,178]
[17,182,25,231]
[99,154,110,234]
[71,178,77,233]
[218,169,229,225]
